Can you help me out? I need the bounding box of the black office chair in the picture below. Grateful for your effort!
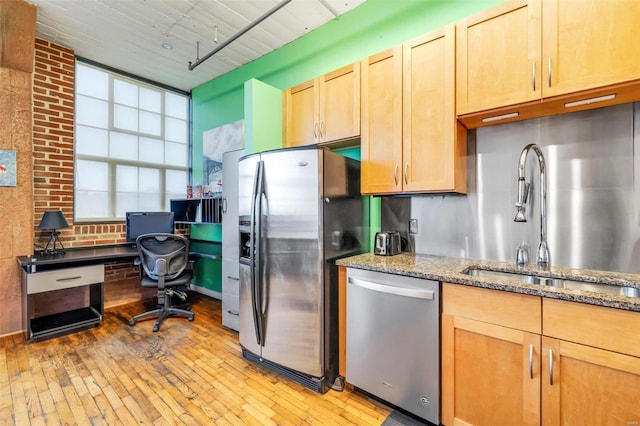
[129,233,195,332]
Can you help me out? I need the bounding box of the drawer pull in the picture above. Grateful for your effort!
[56,276,82,282]
[227,276,239,281]
[227,310,239,316]
[529,344,534,379]
[549,349,554,386]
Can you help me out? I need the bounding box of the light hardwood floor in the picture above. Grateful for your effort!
[0,294,391,425]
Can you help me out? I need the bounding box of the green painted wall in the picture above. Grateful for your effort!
[192,0,504,182]
[190,0,505,258]
[244,79,283,154]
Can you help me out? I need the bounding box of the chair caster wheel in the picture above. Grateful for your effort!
[153,325,159,332]
[129,320,135,326]
[188,317,194,322]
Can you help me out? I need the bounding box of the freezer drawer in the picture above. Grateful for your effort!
[346,268,440,424]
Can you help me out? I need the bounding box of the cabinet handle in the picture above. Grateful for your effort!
[222,197,227,214]
[547,57,552,88]
[403,163,408,185]
[529,343,534,379]
[227,310,239,316]
[532,62,536,92]
[313,122,318,138]
[394,164,399,186]
[227,276,239,281]
[549,349,554,386]
[320,121,324,137]
[56,276,82,282]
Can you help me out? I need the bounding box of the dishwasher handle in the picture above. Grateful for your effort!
[348,277,435,300]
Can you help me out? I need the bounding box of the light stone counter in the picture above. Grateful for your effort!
[337,253,640,312]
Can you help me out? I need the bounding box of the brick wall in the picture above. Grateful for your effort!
[31,39,190,283]
[32,39,137,281]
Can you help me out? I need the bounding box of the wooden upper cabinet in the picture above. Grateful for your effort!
[458,0,640,124]
[319,63,360,143]
[360,47,403,195]
[362,29,466,196]
[404,25,466,194]
[283,63,360,147]
[543,0,640,97]
[283,80,317,147]
[456,0,541,115]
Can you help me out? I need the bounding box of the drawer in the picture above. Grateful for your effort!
[443,283,542,334]
[543,298,640,358]
[26,264,104,295]
[222,295,239,331]
[222,259,240,296]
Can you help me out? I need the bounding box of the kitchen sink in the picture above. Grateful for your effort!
[464,268,640,298]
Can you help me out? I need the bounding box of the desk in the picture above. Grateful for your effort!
[17,241,221,341]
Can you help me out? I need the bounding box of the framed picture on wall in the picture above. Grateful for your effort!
[202,120,244,195]
[0,150,17,187]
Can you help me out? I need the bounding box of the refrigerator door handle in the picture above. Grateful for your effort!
[249,160,265,346]
[254,160,266,346]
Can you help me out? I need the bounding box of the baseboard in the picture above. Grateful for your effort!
[190,285,221,300]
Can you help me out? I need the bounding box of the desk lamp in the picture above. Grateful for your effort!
[39,210,69,255]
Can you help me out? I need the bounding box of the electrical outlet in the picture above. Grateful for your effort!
[409,218,418,234]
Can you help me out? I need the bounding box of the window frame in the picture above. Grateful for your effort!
[74,59,191,223]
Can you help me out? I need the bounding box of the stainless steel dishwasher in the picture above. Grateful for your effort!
[346,267,439,424]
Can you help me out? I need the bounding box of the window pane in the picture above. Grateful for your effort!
[114,79,138,107]
[165,92,187,119]
[165,141,187,166]
[76,191,109,218]
[166,169,187,194]
[116,193,138,218]
[76,160,108,190]
[76,125,108,156]
[116,165,138,192]
[114,104,138,131]
[165,117,187,143]
[139,137,164,164]
[139,167,160,193]
[140,110,161,136]
[139,193,162,212]
[76,95,108,128]
[76,64,108,99]
[140,87,161,113]
[110,132,138,160]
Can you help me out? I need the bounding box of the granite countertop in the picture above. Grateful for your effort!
[337,253,640,312]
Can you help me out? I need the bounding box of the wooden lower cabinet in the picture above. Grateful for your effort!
[442,314,540,426]
[442,283,542,426]
[443,284,640,425]
[542,337,640,425]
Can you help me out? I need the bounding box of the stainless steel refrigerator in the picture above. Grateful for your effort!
[238,146,366,393]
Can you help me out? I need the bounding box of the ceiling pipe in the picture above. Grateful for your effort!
[188,0,293,71]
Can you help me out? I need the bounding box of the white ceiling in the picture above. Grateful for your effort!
[29,0,366,92]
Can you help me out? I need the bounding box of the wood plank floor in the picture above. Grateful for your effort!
[0,294,392,425]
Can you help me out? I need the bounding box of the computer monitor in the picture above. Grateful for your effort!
[125,212,175,243]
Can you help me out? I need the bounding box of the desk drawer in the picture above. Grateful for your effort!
[27,265,104,294]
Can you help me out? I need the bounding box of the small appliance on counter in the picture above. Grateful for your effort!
[374,231,402,256]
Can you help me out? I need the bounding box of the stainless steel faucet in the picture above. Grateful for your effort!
[514,143,550,269]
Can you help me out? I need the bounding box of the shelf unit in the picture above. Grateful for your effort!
[171,197,223,224]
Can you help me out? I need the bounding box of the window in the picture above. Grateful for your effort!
[74,62,190,221]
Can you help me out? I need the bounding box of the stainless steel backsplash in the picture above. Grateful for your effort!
[382,102,640,273]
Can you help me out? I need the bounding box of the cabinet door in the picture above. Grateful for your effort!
[456,0,541,115]
[403,25,466,194]
[542,337,640,425]
[542,0,640,98]
[319,63,360,143]
[283,79,318,147]
[442,314,541,426]
[360,46,403,195]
